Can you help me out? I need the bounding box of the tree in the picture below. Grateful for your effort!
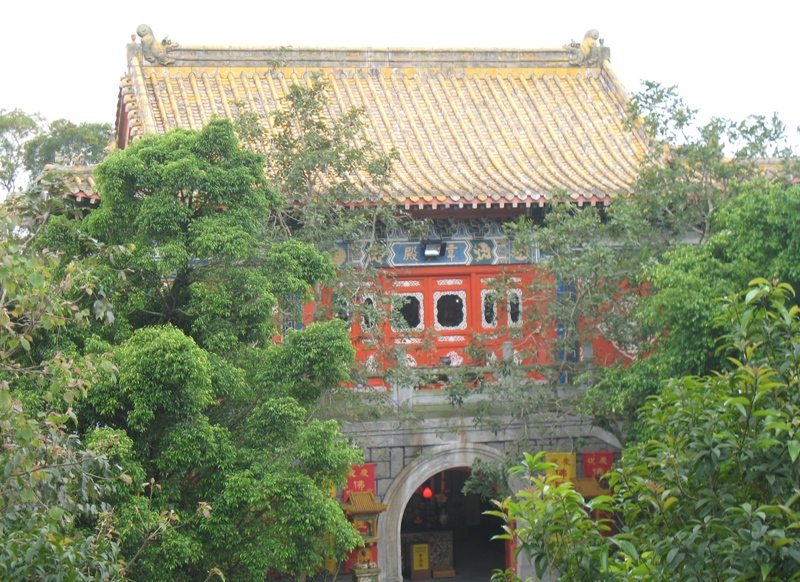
[620,82,790,245]
[0,196,126,580]
[262,75,399,250]
[469,88,800,574]
[492,280,800,582]
[32,118,366,581]
[0,395,126,581]
[1,110,113,197]
[585,179,800,440]
[0,109,43,194]
[24,118,112,177]
[233,74,428,418]
[491,82,797,441]
[474,200,645,426]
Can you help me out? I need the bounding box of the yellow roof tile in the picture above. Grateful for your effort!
[38,164,101,204]
[117,40,646,207]
[340,491,388,515]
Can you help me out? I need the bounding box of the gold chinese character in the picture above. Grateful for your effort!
[473,242,492,262]
[354,480,366,491]
[329,245,347,265]
[360,468,369,476]
[403,246,418,262]
[512,245,530,261]
[446,243,457,261]
[368,245,386,264]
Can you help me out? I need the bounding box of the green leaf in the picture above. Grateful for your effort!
[27,272,45,287]
[788,440,800,463]
[613,538,639,561]
[49,506,65,521]
[663,497,678,511]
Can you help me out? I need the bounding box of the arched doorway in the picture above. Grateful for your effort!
[399,468,505,580]
[378,443,509,582]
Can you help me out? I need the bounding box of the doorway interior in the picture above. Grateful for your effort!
[400,468,506,581]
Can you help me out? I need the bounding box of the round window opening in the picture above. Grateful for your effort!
[436,294,464,328]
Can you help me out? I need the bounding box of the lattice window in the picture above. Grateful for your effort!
[280,293,304,334]
[481,288,522,328]
[392,292,424,332]
[434,291,467,331]
[481,289,498,328]
[507,289,522,327]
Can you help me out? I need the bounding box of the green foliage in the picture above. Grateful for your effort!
[260,319,355,407]
[0,108,43,193]
[624,82,790,244]
[540,83,799,439]
[84,118,283,352]
[23,118,112,177]
[0,196,120,410]
[266,73,398,248]
[0,197,128,580]
[713,181,800,287]
[5,86,381,580]
[1,110,112,195]
[489,452,615,581]
[0,395,125,581]
[209,470,361,579]
[495,281,800,582]
[462,457,512,503]
[55,116,364,580]
[507,200,643,379]
[587,183,800,439]
[86,325,213,435]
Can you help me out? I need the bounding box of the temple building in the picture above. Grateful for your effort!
[110,25,645,581]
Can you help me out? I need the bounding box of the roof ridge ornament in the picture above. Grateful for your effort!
[136,24,180,65]
[563,29,604,66]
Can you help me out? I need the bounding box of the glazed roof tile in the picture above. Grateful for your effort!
[117,40,647,207]
[575,477,611,498]
[340,491,388,515]
[39,164,101,205]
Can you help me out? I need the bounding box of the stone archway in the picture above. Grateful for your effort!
[377,442,506,582]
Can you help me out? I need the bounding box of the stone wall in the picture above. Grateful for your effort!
[340,409,621,582]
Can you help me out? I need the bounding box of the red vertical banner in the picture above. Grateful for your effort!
[583,452,616,536]
[344,463,375,501]
[343,463,378,574]
[583,452,614,478]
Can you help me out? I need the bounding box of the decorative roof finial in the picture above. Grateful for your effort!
[564,29,603,66]
[136,24,180,65]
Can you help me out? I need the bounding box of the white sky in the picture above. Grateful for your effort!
[1,0,798,147]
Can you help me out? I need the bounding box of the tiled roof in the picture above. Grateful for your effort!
[39,164,101,205]
[117,38,647,208]
[340,490,388,515]
[575,477,611,498]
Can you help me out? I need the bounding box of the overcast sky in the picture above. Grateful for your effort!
[1,0,798,147]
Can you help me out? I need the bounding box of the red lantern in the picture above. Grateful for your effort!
[422,486,433,499]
